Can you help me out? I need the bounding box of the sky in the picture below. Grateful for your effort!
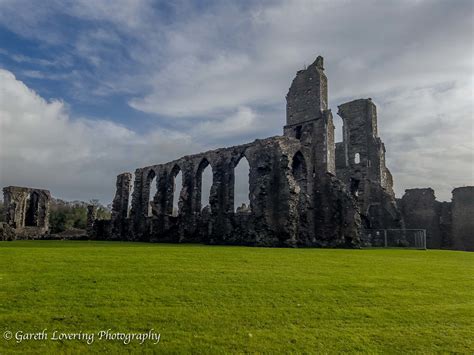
[0,0,473,205]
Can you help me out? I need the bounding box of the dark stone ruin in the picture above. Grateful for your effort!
[2,56,472,250]
[92,57,362,247]
[335,99,402,231]
[398,187,474,251]
[1,186,50,240]
[89,57,403,247]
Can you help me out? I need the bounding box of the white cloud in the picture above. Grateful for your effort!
[379,79,474,200]
[192,106,260,139]
[0,69,202,202]
[128,0,473,121]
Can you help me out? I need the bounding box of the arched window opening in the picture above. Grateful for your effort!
[234,156,251,212]
[148,171,157,217]
[334,114,344,142]
[355,153,360,164]
[295,125,302,140]
[172,167,183,217]
[292,152,308,193]
[25,192,39,227]
[127,173,135,218]
[197,159,213,212]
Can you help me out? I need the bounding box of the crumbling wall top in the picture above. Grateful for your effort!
[337,98,377,137]
[286,56,328,126]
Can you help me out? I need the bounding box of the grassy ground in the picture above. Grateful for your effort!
[0,241,473,353]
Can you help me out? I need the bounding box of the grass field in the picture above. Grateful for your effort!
[0,241,473,353]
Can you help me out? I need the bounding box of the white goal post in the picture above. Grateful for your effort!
[361,229,427,249]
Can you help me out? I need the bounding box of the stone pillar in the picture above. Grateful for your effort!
[208,156,233,242]
[111,172,132,239]
[178,165,194,241]
[451,187,474,251]
[86,205,97,239]
[3,186,29,229]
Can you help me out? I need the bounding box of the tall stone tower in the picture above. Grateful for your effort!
[283,56,335,174]
[337,99,393,195]
[336,99,401,229]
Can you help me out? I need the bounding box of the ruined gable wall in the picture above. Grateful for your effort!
[284,57,335,175]
[337,99,394,195]
[2,186,51,239]
[285,56,328,126]
[336,99,401,229]
[337,99,383,184]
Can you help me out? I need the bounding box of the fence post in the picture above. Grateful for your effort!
[384,230,388,247]
[423,229,427,250]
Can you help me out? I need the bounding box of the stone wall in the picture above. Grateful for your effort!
[335,99,402,229]
[398,188,443,248]
[96,56,362,247]
[2,55,467,250]
[2,186,51,239]
[107,136,360,247]
[284,56,335,175]
[110,172,132,239]
[285,56,328,126]
[399,187,473,251]
[451,187,474,251]
[91,55,471,250]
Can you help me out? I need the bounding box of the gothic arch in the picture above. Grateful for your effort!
[233,153,251,212]
[25,191,40,227]
[196,158,213,212]
[170,164,183,216]
[146,169,158,217]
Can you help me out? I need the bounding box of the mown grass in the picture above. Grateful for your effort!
[0,241,473,353]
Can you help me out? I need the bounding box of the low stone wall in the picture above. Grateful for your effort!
[399,187,473,251]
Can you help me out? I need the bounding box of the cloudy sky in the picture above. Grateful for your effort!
[0,0,473,204]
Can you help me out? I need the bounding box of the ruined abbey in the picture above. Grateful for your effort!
[2,56,473,250]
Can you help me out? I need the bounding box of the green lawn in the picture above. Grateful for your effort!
[0,241,473,353]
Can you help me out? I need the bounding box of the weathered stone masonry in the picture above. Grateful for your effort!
[98,55,473,248]
[336,99,402,230]
[2,186,50,239]
[398,187,474,251]
[104,57,368,247]
[108,135,360,247]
